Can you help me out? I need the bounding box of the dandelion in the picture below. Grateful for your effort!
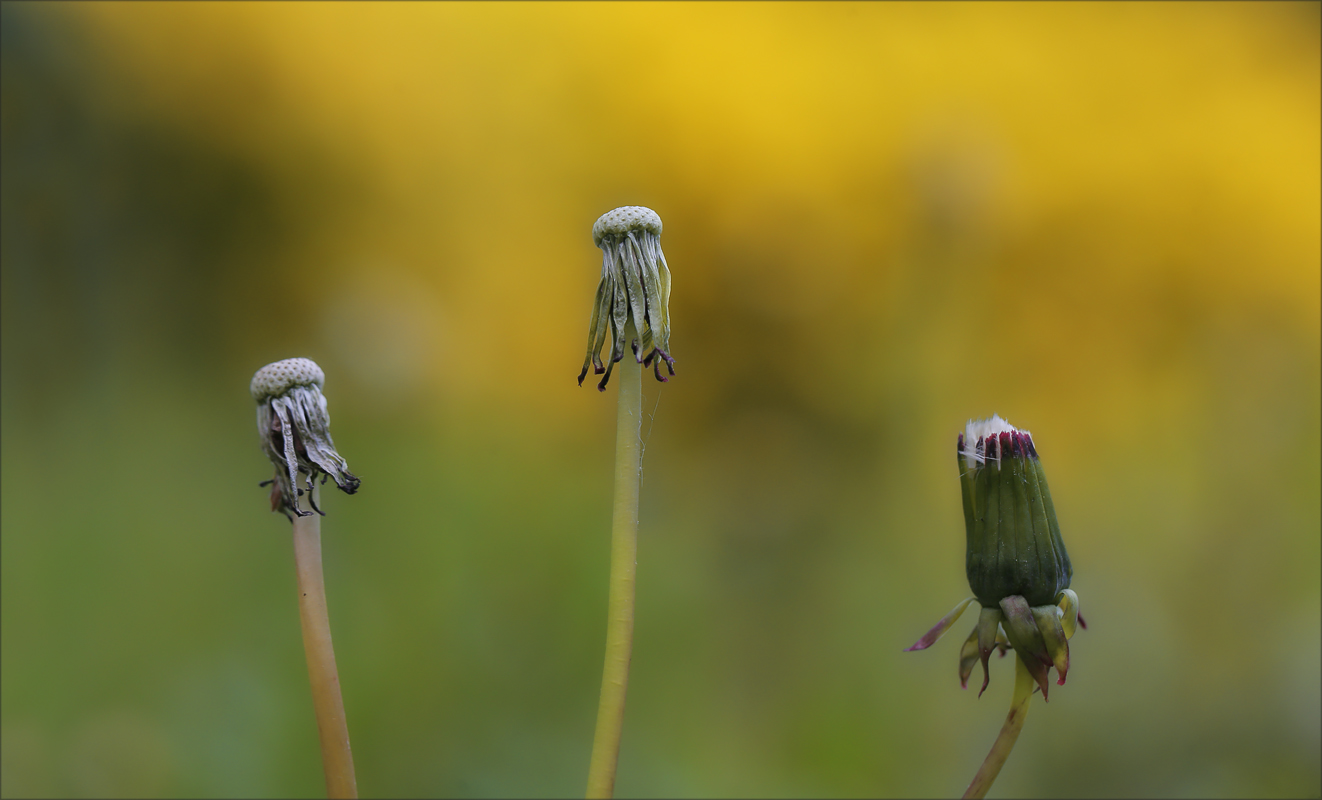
[578,205,674,391]
[905,415,1085,799]
[581,207,673,799]
[252,358,359,798]
[252,357,360,520]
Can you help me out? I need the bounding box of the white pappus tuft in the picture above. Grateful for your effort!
[961,414,1034,471]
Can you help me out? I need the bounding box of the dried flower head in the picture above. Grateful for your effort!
[578,206,675,391]
[906,415,1084,700]
[251,358,360,519]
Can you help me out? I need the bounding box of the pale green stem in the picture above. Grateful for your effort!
[962,654,1034,800]
[292,482,359,799]
[586,335,643,799]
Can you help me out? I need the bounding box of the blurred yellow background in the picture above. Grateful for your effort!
[2,2,1318,797]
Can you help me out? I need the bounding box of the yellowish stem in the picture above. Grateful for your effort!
[962,655,1034,799]
[292,483,359,799]
[586,342,643,799]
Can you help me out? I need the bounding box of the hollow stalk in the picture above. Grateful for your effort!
[292,482,358,799]
[586,328,643,799]
[963,653,1034,799]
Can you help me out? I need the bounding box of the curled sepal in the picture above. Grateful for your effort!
[1032,604,1070,686]
[578,277,612,386]
[999,595,1054,700]
[904,596,976,651]
[958,627,980,689]
[1056,589,1081,639]
[960,616,1010,690]
[974,607,1004,697]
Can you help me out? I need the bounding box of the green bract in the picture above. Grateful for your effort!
[961,418,1071,607]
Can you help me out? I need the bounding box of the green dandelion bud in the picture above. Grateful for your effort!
[905,415,1084,699]
[960,416,1071,608]
[905,416,1087,798]
[251,358,360,520]
[578,206,675,391]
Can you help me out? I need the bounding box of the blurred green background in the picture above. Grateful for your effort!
[2,2,1318,798]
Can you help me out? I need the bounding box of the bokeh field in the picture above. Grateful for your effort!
[2,2,1318,797]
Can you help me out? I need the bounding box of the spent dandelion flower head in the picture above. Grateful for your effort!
[251,357,360,519]
[579,206,675,391]
[907,415,1084,700]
